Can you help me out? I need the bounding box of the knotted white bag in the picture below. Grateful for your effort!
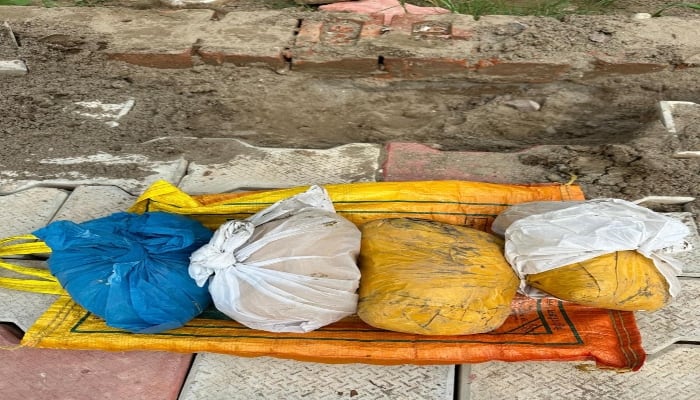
[499,199,689,297]
[189,185,361,333]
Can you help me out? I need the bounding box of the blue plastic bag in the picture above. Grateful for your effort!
[33,212,213,333]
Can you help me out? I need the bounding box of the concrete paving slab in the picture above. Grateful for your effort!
[462,344,699,400]
[382,142,552,183]
[0,155,188,196]
[0,347,192,400]
[176,139,381,194]
[0,188,66,330]
[664,212,700,277]
[179,354,454,400]
[52,186,137,223]
[635,278,700,355]
[0,260,57,332]
[0,187,68,237]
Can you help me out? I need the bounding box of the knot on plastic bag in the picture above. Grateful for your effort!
[189,220,255,286]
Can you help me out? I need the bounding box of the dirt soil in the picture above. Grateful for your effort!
[0,1,699,216]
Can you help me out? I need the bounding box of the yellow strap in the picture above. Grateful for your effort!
[0,241,51,256]
[0,260,55,281]
[129,179,203,214]
[0,234,43,245]
[0,276,64,295]
[0,235,63,295]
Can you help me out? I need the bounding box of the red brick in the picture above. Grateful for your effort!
[672,63,699,71]
[472,58,499,69]
[323,19,364,45]
[298,18,380,46]
[107,49,194,69]
[292,14,477,78]
[386,14,427,31]
[292,58,379,76]
[360,15,385,38]
[411,20,453,40]
[382,142,551,183]
[296,21,323,45]
[383,57,468,78]
[451,26,473,40]
[473,61,571,83]
[0,347,193,400]
[589,59,669,75]
[199,51,285,69]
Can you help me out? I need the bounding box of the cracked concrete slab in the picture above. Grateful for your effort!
[0,154,187,196]
[0,188,68,237]
[52,186,137,223]
[173,138,381,194]
[462,344,699,400]
[0,188,67,330]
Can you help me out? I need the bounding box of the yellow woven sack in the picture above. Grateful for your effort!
[2,180,583,297]
[357,218,519,335]
[526,251,671,311]
[128,180,584,231]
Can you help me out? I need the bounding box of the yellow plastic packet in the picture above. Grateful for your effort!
[358,218,519,335]
[526,251,671,311]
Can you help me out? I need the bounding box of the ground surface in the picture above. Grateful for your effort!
[0,1,699,211]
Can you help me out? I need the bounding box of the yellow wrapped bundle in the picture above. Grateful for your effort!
[526,250,671,311]
[358,218,519,335]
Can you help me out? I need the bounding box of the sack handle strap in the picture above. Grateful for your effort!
[0,235,63,295]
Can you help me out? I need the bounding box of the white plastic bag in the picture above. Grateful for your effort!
[503,199,689,297]
[189,185,361,333]
[491,201,582,236]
